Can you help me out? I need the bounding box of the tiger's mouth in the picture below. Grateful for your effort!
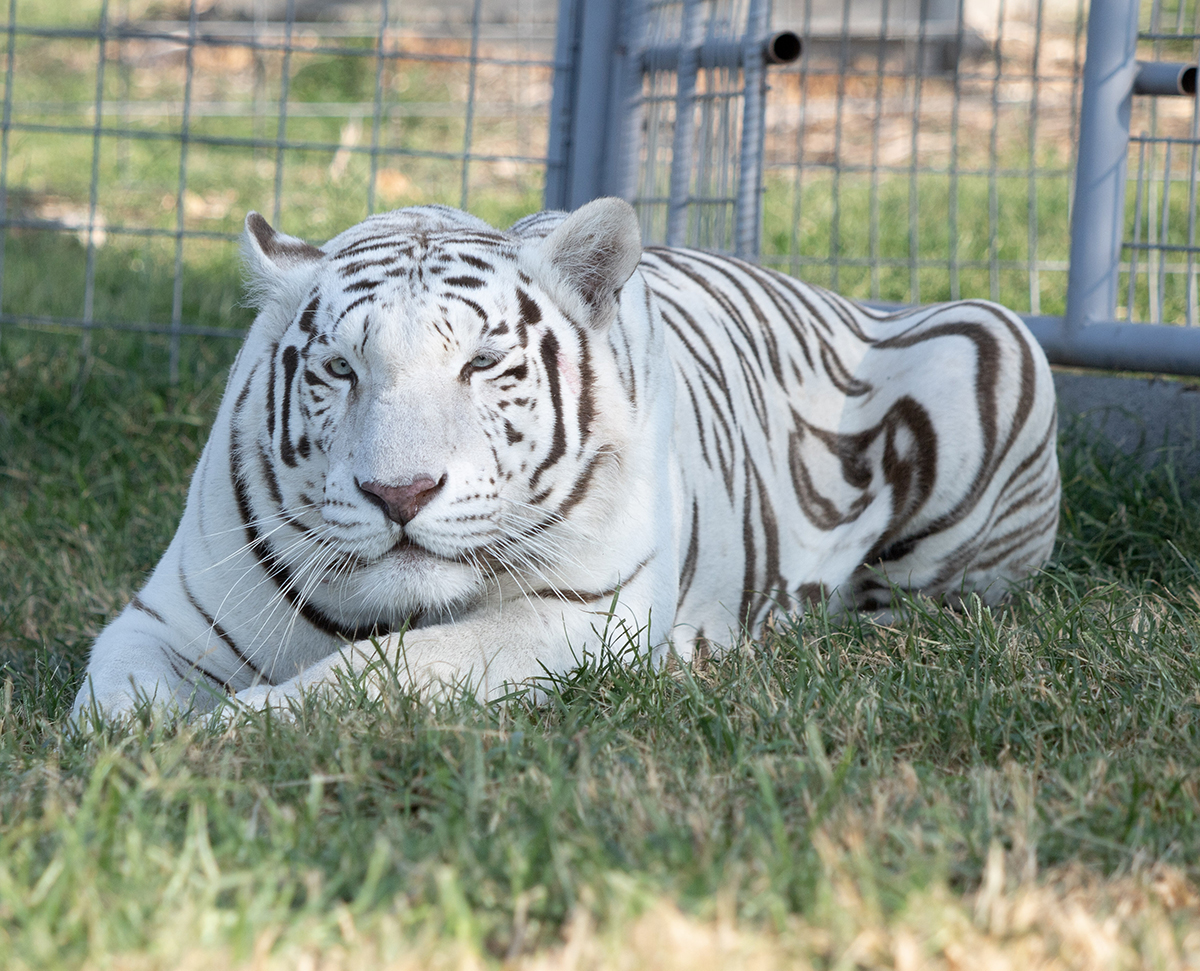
[385,533,465,565]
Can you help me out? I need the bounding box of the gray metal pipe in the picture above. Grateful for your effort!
[735,0,771,259]
[1024,315,1200,376]
[641,32,802,72]
[1134,60,1197,96]
[1063,0,1140,334]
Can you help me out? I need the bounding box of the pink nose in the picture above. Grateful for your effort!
[358,475,446,525]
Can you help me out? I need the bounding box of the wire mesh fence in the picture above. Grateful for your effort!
[1124,0,1200,326]
[759,0,1088,317]
[1,0,557,378]
[629,0,761,252]
[5,0,1200,380]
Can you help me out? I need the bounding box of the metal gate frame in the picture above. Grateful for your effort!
[1025,0,1200,375]
[548,0,1200,378]
[545,0,801,259]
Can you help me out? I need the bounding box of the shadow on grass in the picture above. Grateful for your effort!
[0,231,248,712]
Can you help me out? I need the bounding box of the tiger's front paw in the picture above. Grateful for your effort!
[209,683,300,728]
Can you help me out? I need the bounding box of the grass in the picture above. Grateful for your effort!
[3,311,1200,969]
[3,6,1200,966]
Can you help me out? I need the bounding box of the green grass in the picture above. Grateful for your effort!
[4,7,1200,966]
[2,320,1200,968]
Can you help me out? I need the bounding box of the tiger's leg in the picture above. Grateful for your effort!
[70,601,227,722]
[227,580,673,715]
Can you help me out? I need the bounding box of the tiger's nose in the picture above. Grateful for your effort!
[358,475,446,526]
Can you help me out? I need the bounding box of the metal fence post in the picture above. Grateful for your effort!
[545,0,631,211]
[735,0,771,258]
[1063,0,1140,333]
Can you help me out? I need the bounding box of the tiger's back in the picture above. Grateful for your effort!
[643,246,1059,652]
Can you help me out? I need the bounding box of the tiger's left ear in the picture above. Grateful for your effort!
[523,197,642,330]
[241,212,325,311]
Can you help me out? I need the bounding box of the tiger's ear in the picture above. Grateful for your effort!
[241,212,324,310]
[524,197,642,329]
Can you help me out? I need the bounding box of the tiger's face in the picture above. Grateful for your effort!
[241,201,643,622]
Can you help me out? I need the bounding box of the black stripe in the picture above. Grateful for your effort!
[279,344,299,468]
[529,556,651,604]
[298,295,320,334]
[229,403,381,641]
[528,331,566,492]
[576,337,595,441]
[265,343,278,440]
[182,576,276,686]
[130,594,167,626]
[676,498,700,609]
[160,643,229,694]
[456,296,489,321]
[459,254,493,271]
[335,294,373,325]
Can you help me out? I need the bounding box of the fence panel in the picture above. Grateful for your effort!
[0,0,557,378]
[7,0,1200,378]
[760,0,1088,314]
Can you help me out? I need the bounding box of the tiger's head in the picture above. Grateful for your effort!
[236,198,644,627]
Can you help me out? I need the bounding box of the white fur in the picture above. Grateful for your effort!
[71,199,1060,723]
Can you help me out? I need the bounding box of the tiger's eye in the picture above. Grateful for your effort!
[470,353,499,370]
[326,357,355,379]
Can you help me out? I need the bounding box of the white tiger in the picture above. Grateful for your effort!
[71,198,1060,720]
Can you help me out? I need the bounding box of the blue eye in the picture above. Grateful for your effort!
[469,353,499,370]
[326,357,355,380]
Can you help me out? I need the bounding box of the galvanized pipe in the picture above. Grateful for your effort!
[1134,60,1197,96]
[735,0,770,259]
[1063,0,1140,333]
[1024,315,1200,376]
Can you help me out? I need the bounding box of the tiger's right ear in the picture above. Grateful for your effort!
[241,212,325,310]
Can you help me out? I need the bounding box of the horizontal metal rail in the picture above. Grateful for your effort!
[1025,315,1200,376]
[641,31,801,72]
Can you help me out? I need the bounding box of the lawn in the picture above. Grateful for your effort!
[2,294,1200,968]
[3,3,1200,967]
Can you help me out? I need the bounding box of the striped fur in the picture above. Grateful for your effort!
[72,198,1059,719]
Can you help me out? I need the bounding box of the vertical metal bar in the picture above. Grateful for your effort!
[947,0,965,300]
[272,0,296,228]
[0,0,19,344]
[608,0,646,205]
[1026,0,1044,314]
[1185,77,1199,325]
[79,0,110,377]
[1064,0,1140,333]
[1148,0,1163,325]
[169,0,199,385]
[987,0,1005,303]
[869,0,890,299]
[907,0,930,303]
[1066,0,1085,225]
[1148,138,1160,322]
[667,0,704,246]
[1127,135,1147,318]
[787,0,813,278]
[252,0,267,145]
[545,0,580,209]
[460,0,483,210]
[1157,140,1172,323]
[545,0,628,212]
[116,0,130,184]
[828,0,852,289]
[366,0,389,216]
[735,0,769,257]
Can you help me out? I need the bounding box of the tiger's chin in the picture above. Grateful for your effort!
[329,537,485,624]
